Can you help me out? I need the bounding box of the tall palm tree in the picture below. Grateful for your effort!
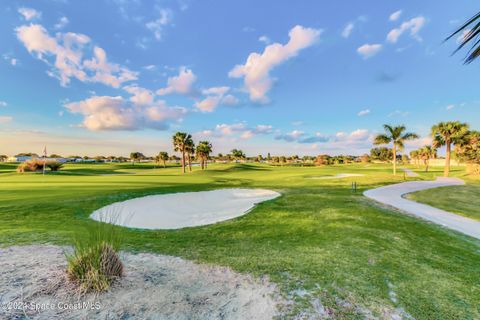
[172,132,192,173]
[446,11,480,64]
[196,141,213,170]
[431,121,469,177]
[185,139,195,172]
[419,145,437,172]
[374,125,419,175]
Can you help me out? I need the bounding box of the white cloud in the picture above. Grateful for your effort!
[389,10,402,22]
[201,122,273,139]
[229,25,321,103]
[64,95,186,131]
[275,130,305,142]
[195,86,238,112]
[83,46,138,88]
[357,43,382,59]
[123,85,155,106]
[341,22,354,38]
[0,101,7,107]
[146,9,172,40]
[388,110,410,117]
[456,29,471,44]
[0,116,13,124]
[258,35,271,44]
[54,16,69,30]
[18,7,42,21]
[386,16,426,43]
[357,109,370,116]
[156,67,196,96]
[16,24,137,88]
[446,104,455,110]
[275,128,372,146]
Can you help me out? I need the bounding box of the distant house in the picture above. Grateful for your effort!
[7,155,33,162]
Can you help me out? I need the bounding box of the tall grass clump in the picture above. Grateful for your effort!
[66,209,123,293]
[16,159,44,172]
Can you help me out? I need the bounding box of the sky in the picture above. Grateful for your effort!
[0,0,479,157]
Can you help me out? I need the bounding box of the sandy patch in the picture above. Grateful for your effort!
[0,245,282,320]
[307,173,364,180]
[90,188,280,229]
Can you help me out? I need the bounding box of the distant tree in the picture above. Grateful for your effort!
[173,132,193,173]
[409,150,420,167]
[49,154,62,158]
[401,154,409,164]
[315,155,329,166]
[46,161,63,171]
[0,155,7,162]
[231,149,246,161]
[431,121,469,177]
[267,153,271,161]
[359,154,371,163]
[374,125,418,175]
[446,11,480,64]
[370,147,393,162]
[419,146,437,172]
[156,151,169,168]
[196,141,213,169]
[129,152,144,165]
[16,153,39,157]
[279,156,287,165]
[94,155,106,162]
[257,155,264,162]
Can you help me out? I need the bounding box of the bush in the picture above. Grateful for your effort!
[66,215,123,293]
[16,159,44,172]
[46,161,63,171]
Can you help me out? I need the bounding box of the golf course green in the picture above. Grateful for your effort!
[1,162,479,319]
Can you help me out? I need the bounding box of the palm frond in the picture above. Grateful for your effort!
[446,11,480,64]
[374,134,391,145]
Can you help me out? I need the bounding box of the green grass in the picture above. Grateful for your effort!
[1,162,479,319]
[407,179,480,221]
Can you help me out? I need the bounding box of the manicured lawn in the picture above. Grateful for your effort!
[408,180,480,221]
[0,162,479,319]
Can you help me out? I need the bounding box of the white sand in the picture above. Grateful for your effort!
[0,245,282,320]
[364,177,480,239]
[308,173,364,179]
[90,188,281,229]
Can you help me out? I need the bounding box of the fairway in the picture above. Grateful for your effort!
[1,162,479,319]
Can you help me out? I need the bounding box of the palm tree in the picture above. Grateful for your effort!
[446,11,480,64]
[156,151,169,168]
[409,150,419,167]
[231,149,246,162]
[185,139,195,172]
[374,125,419,175]
[431,121,469,177]
[196,141,213,170]
[419,146,437,172]
[172,132,192,173]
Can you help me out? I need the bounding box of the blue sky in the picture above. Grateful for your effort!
[0,0,479,157]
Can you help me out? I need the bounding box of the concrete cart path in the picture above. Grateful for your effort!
[364,177,480,240]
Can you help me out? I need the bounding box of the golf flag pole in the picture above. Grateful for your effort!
[43,145,47,175]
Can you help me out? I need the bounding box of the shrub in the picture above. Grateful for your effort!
[16,159,44,172]
[66,213,123,293]
[46,161,63,171]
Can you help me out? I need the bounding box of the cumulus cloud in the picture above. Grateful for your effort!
[0,116,13,124]
[16,24,137,87]
[54,16,69,30]
[357,109,370,116]
[194,86,238,112]
[146,9,172,40]
[229,25,321,103]
[201,122,273,139]
[357,43,382,59]
[389,10,402,22]
[275,129,372,146]
[341,22,354,38]
[0,101,7,107]
[258,35,271,44]
[157,67,197,96]
[18,7,42,21]
[64,95,186,131]
[123,85,155,106]
[386,16,426,43]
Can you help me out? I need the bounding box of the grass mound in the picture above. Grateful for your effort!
[66,217,123,293]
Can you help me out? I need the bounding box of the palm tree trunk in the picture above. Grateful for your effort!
[393,144,397,175]
[182,151,186,173]
[445,140,451,177]
[163,160,166,168]
[205,156,207,169]
[188,154,192,172]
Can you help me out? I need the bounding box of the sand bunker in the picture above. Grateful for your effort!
[0,245,282,320]
[90,188,280,229]
[308,173,364,179]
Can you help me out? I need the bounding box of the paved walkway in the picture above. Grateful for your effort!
[402,168,419,177]
[364,177,480,240]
